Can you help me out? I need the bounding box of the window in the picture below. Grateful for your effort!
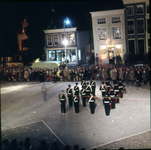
[138,39,144,54]
[61,33,67,44]
[126,6,134,15]
[68,33,75,45]
[128,40,135,54]
[148,39,150,47]
[112,17,121,23]
[112,27,121,39]
[47,35,52,46]
[97,18,106,24]
[53,34,59,46]
[147,5,149,13]
[137,5,144,14]
[128,20,134,34]
[98,28,107,40]
[137,19,144,34]
[147,19,150,33]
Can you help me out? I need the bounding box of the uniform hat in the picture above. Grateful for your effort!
[102,82,104,84]
[68,85,71,87]
[87,82,89,84]
[76,82,78,85]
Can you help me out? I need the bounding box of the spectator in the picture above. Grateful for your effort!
[36,140,48,150]
[1,139,11,150]
[23,137,31,150]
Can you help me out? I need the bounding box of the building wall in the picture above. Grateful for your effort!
[90,9,126,64]
[123,0,150,54]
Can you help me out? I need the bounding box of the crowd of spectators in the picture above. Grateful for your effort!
[1,63,150,86]
[1,137,102,150]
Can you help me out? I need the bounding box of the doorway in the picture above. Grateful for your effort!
[108,51,114,64]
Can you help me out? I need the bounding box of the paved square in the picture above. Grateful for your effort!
[1,81,150,149]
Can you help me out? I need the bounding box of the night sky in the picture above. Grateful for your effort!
[1,0,123,28]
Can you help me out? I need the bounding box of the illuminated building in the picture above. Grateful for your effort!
[90,9,126,64]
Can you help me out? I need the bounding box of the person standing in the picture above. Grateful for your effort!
[111,68,117,84]
[59,90,66,113]
[135,70,142,86]
[100,82,107,97]
[66,85,73,107]
[80,86,87,106]
[113,82,120,103]
[85,82,91,101]
[73,95,79,113]
[103,94,112,116]
[129,69,135,84]
[142,68,148,84]
[125,70,129,84]
[90,78,96,96]
[119,68,124,82]
[88,93,96,114]
[81,79,86,88]
[108,88,116,109]
[74,82,80,99]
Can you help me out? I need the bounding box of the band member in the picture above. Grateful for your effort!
[113,82,120,103]
[100,82,107,97]
[106,80,112,93]
[90,78,96,96]
[59,90,66,113]
[73,95,79,113]
[108,88,116,109]
[118,79,124,98]
[85,82,91,99]
[66,85,73,107]
[103,94,112,116]
[88,93,96,114]
[81,79,86,88]
[80,86,87,106]
[74,82,80,96]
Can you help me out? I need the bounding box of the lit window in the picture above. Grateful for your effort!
[112,27,121,39]
[61,33,67,44]
[69,33,75,45]
[53,34,59,46]
[47,35,52,46]
[98,28,107,40]
[112,17,121,23]
[97,18,106,24]
[137,5,144,14]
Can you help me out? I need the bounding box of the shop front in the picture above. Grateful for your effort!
[99,44,123,64]
[48,48,77,63]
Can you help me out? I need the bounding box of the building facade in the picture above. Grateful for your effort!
[123,0,150,54]
[43,28,78,65]
[90,9,126,64]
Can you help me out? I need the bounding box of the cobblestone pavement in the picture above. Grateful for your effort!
[1,81,150,149]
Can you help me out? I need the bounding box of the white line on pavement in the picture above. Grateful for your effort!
[42,120,65,146]
[88,129,151,150]
[10,83,17,91]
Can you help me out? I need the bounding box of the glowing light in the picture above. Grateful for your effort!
[62,39,68,46]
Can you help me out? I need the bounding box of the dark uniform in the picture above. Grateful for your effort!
[81,80,86,88]
[66,85,73,106]
[85,82,91,99]
[90,79,96,96]
[103,95,111,116]
[74,83,80,97]
[106,81,112,93]
[113,83,120,103]
[100,82,106,97]
[108,88,116,109]
[88,94,96,114]
[80,87,87,106]
[59,91,66,113]
[118,80,124,98]
[73,95,79,113]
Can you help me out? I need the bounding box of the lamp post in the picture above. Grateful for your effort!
[63,17,70,68]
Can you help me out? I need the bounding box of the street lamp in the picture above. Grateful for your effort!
[63,17,71,68]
